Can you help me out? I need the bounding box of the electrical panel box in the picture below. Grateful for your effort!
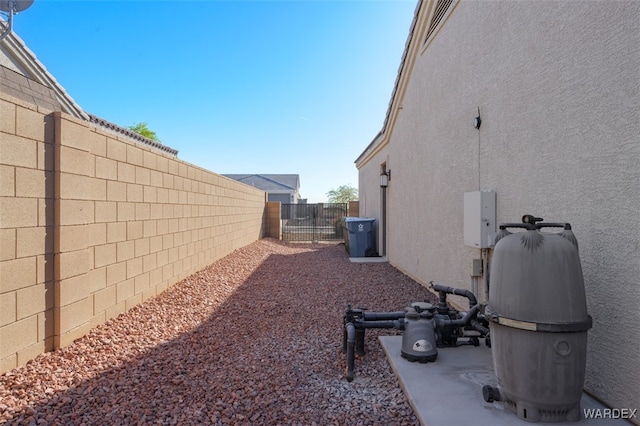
[472,258,483,276]
[464,191,496,248]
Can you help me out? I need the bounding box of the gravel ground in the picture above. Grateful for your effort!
[0,239,438,425]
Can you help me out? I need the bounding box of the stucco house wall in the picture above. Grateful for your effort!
[357,0,639,415]
[357,139,387,256]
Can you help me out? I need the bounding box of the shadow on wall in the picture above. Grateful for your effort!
[42,113,56,354]
[0,240,434,424]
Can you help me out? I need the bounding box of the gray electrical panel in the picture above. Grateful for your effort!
[464,191,496,248]
[472,258,483,276]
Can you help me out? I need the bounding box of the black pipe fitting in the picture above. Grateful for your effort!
[342,288,490,381]
[482,385,501,403]
[362,311,406,321]
[500,215,572,232]
[436,304,480,328]
[471,319,490,335]
[354,319,405,330]
[430,282,478,309]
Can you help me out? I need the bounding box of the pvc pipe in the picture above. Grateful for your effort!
[431,283,478,308]
[362,311,406,321]
[345,322,356,382]
[436,304,480,328]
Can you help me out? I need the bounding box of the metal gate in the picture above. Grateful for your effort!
[281,203,347,242]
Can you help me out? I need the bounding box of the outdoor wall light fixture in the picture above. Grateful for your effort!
[380,170,390,188]
[473,107,482,129]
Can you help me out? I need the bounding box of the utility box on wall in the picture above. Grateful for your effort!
[464,191,496,248]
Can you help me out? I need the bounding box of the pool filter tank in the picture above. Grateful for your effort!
[483,215,592,422]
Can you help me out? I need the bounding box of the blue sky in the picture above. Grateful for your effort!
[11,0,417,202]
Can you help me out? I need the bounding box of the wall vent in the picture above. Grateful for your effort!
[424,0,453,43]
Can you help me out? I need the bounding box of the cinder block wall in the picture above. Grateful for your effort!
[0,92,267,372]
[348,201,359,217]
[0,95,55,373]
[264,201,281,239]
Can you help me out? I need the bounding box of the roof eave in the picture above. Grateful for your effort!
[354,0,426,168]
[1,25,88,120]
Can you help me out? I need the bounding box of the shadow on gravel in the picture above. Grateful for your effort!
[1,240,436,425]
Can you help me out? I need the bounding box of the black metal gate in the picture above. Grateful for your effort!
[281,203,347,242]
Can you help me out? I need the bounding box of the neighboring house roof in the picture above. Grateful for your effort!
[0,22,178,156]
[224,174,300,192]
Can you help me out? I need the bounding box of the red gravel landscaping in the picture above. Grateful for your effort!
[0,239,437,425]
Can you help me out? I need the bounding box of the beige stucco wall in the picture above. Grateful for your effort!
[357,140,387,254]
[358,0,639,413]
[0,92,267,373]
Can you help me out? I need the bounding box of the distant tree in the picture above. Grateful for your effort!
[326,184,358,203]
[128,122,159,141]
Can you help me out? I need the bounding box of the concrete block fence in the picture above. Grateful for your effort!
[0,91,269,373]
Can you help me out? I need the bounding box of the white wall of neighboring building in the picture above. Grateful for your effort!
[357,0,639,414]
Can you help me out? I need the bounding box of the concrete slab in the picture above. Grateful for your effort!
[349,256,388,263]
[379,336,625,426]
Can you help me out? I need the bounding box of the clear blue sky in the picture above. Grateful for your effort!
[11,0,417,202]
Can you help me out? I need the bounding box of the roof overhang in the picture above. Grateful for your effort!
[355,0,450,169]
[0,23,88,120]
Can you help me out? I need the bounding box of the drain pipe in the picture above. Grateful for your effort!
[343,305,406,356]
[345,319,404,382]
[345,322,356,382]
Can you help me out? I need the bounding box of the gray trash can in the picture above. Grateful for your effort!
[343,217,376,257]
